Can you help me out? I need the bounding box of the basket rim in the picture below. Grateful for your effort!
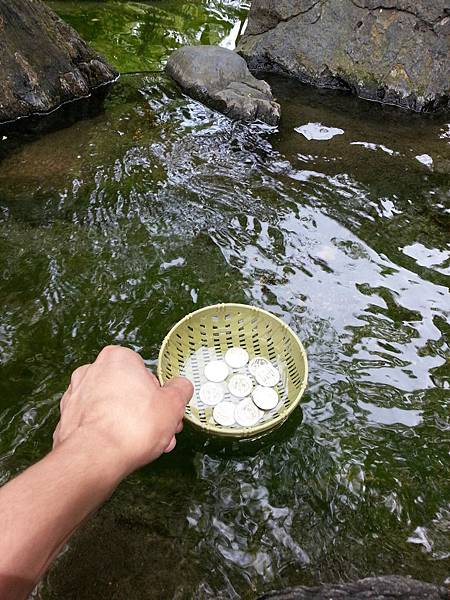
[157,303,308,438]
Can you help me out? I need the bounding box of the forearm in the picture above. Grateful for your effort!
[0,429,127,600]
[0,345,190,600]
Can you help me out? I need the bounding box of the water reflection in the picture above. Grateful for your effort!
[48,0,250,72]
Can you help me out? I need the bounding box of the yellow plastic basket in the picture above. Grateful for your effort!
[158,303,308,438]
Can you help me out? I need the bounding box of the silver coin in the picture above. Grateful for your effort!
[254,363,280,387]
[228,373,254,398]
[224,347,249,369]
[234,398,262,427]
[248,357,271,377]
[252,385,279,410]
[199,382,225,406]
[213,401,236,427]
[204,360,229,383]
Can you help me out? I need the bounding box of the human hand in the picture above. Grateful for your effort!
[53,346,193,477]
[0,346,192,599]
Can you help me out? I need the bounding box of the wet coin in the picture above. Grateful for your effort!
[249,357,281,387]
[213,401,236,427]
[199,382,225,406]
[254,363,280,387]
[224,347,249,369]
[248,357,271,377]
[228,373,254,398]
[235,398,262,427]
[252,385,279,410]
[204,359,229,383]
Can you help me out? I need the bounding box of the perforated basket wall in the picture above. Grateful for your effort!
[158,303,308,438]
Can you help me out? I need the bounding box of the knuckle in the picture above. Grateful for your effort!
[98,345,124,358]
[70,365,87,383]
[59,390,69,412]
[97,345,142,363]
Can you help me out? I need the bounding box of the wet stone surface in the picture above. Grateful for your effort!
[0,0,117,123]
[166,45,280,125]
[257,576,449,599]
[238,0,450,112]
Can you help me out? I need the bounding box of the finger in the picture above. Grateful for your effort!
[95,345,145,367]
[70,364,91,391]
[146,369,160,388]
[160,378,193,425]
[175,420,184,434]
[162,377,193,406]
[163,436,176,453]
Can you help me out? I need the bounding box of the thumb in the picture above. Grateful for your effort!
[163,436,177,453]
[162,376,194,406]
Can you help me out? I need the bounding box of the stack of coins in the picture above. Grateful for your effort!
[194,347,281,428]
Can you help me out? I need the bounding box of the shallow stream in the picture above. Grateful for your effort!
[0,1,449,598]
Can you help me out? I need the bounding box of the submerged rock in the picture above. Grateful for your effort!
[165,45,280,125]
[257,575,448,599]
[237,0,450,112]
[0,0,118,124]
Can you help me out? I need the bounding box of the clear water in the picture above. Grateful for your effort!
[0,1,449,598]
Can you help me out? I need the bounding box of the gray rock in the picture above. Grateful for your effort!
[257,575,448,599]
[237,0,450,112]
[0,0,118,124]
[165,45,280,125]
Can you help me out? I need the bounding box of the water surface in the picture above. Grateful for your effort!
[48,0,248,72]
[0,2,449,598]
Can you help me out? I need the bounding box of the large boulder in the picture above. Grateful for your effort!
[0,0,117,124]
[257,575,448,599]
[165,45,280,125]
[237,0,450,112]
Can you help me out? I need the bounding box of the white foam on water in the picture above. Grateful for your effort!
[295,122,344,141]
[415,153,433,168]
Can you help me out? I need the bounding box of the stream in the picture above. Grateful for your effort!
[0,1,449,598]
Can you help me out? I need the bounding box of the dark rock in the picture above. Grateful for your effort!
[0,0,118,124]
[257,575,449,599]
[165,45,280,125]
[237,0,450,112]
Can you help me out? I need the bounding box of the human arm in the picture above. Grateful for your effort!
[0,345,193,600]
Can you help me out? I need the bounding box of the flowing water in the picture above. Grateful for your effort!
[0,1,449,598]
